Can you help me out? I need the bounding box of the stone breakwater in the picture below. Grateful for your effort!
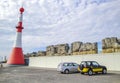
[25,37,120,57]
[102,37,120,53]
[71,42,97,55]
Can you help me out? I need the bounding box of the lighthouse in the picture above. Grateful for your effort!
[7,7,25,65]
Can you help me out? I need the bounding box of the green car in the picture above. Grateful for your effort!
[78,61,107,76]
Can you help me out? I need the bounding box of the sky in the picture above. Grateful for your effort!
[0,0,120,59]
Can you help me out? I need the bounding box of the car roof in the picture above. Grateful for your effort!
[59,62,77,64]
[81,61,97,62]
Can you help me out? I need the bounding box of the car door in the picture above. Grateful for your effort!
[72,63,79,72]
[68,63,74,72]
[92,61,102,72]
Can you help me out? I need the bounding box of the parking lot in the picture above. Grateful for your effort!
[0,66,120,83]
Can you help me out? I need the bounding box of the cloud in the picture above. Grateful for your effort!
[0,0,120,57]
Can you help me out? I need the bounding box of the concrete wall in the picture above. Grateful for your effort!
[29,53,120,71]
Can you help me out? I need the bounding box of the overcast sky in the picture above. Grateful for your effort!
[0,0,120,59]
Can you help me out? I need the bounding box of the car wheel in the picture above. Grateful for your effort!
[88,69,93,76]
[64,69,69,74]
[102,69,107,74]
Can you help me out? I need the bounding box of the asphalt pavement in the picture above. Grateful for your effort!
[0,65,120,83]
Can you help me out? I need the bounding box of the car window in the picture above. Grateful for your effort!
[81,62,87,67]
[92,62,99,67]
[63,63,68,67]
[73,63,78,66]
[68,63,73,66]
[86,62,91,66]
[81,62,85,65]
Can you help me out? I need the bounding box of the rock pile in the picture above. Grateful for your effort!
[37,51,46,56]
[102,37,120,53]
[46,44,69,56]
[71,42,98,55]
[46,45,55,56]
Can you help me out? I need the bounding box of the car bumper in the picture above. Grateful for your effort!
[57,68,64,72]
[80,68,89,73]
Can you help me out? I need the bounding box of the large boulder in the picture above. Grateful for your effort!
[102,39,106,49]
[111,37,118,44]
[79,43,86,51]
[102,37,120,49]
[30,52,37,57]
[118,39,120,43]
[92,42,98,50]
[112,43,120,49]
[71,42,83,52]
[46,45,56,56]
[102,37,120,53]
[55,43,69,55]
[102,38,112,49]
[37,51,46,56]
[79,42,97,51]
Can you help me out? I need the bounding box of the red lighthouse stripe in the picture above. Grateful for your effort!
[7,47,24,65]
[19,22,22,27]
[17,28,22,32]
[16,22,23,32]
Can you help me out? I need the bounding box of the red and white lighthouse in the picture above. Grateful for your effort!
[7,7,25,65]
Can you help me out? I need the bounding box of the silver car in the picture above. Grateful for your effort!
[57,62,79,74]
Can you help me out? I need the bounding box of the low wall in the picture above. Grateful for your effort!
[29,53,120,71]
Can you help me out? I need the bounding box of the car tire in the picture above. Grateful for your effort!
[88,69,93,76]
[64,69,69,74]
[102,68,107,74]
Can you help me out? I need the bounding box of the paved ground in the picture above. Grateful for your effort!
[0,66,120,83]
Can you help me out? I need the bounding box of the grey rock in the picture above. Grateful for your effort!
[118,39,120,43]
[37,51,46,56]
[46,45,56,56]
[79,42,97,51]
[71,41,83,52]
[102,37,120,49]
[55,43,69,55]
